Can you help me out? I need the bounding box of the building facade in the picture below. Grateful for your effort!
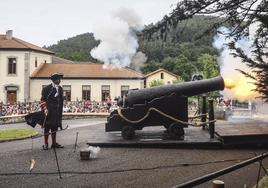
[145,68,179,88]
[0,30,53,104]
[0,30,144,103]
[30,63,144,102]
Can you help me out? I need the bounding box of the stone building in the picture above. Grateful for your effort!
[145,68,179,88]
[0,30,54,103]
[0,30,144,103]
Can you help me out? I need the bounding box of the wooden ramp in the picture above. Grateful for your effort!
[216,122,268,146]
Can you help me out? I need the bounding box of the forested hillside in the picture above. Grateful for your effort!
[45,33,99,62]
[139,16,222,81]
[46,16,221,81]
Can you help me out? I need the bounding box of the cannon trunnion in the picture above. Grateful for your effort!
[106,76,225,140]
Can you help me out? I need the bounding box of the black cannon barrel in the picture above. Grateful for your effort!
[126,76,224,106]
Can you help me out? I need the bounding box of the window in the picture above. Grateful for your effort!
[121,85,129,97]
[8,58,17,74]
[35,57,38,67]
[82,85,91,101]
[101,85,110,101]
[160,72,164,79]
[63,85,71,101]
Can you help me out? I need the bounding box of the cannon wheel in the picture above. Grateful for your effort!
[122,126,135,140]
[168,123,184,140]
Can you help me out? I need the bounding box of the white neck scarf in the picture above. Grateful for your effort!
[52,83,59,97]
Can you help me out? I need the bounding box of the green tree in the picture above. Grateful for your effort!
[140,61,161,74]
[172,54,197,81]
[161,57,176,72]
[46,33,99,62]
[149,80,164,87]
[197,54,220,79]
[173,76,184,84]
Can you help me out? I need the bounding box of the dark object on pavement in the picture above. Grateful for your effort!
[42,144,49,150]
[80,149,91,160]
[106,76,224,140]
[51,143,64,148]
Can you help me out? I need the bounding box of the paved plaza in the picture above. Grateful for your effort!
[0,118,268,188]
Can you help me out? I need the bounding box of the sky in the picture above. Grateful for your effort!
[1,0,179,47]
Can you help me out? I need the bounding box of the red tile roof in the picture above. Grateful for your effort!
[0,35,54,55]
[31,63,144,79]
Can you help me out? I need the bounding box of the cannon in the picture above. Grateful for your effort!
[106,76,225,140]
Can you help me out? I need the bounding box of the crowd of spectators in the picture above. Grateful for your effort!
[0,101,40,116]
[0,98,254,117]
[0,100,119,117]
[62,100,118,113]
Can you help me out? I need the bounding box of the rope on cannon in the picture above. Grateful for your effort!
[117,107,215,127]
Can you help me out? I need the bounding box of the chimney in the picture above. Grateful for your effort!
[6,30,13,40]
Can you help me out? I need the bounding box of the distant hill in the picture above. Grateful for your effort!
[45,33,99,62]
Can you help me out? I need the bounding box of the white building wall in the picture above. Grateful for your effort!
[0,51,53,103]
[0,51,27,102]
[30,79,144,102]
[146,71,178,88]
[29,52,52,74]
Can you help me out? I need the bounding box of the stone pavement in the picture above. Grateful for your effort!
[0,143,267,188]
[0,118,268,187]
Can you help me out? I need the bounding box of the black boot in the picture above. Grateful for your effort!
[51,143,64,148]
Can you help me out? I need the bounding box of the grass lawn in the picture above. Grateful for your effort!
[0,129,38,141]
[253,176,268,188]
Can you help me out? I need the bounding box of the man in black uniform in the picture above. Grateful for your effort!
[41,73,64,150]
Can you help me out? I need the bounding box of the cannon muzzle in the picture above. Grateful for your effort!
[126,76,224,107]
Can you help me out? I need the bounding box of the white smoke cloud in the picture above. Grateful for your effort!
[213,27,259,101]
[90,8,145,69]
[131,51,148,71]
[112,8,143,30]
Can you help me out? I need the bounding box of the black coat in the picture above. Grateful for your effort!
[41,84,64,130]
[25,110,45,128]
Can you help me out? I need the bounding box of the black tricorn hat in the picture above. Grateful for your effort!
[50,73,63,81]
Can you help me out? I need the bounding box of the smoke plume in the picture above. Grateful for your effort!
[90,8,146,69]
[130,51,148,71]
[213,27,259,101]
